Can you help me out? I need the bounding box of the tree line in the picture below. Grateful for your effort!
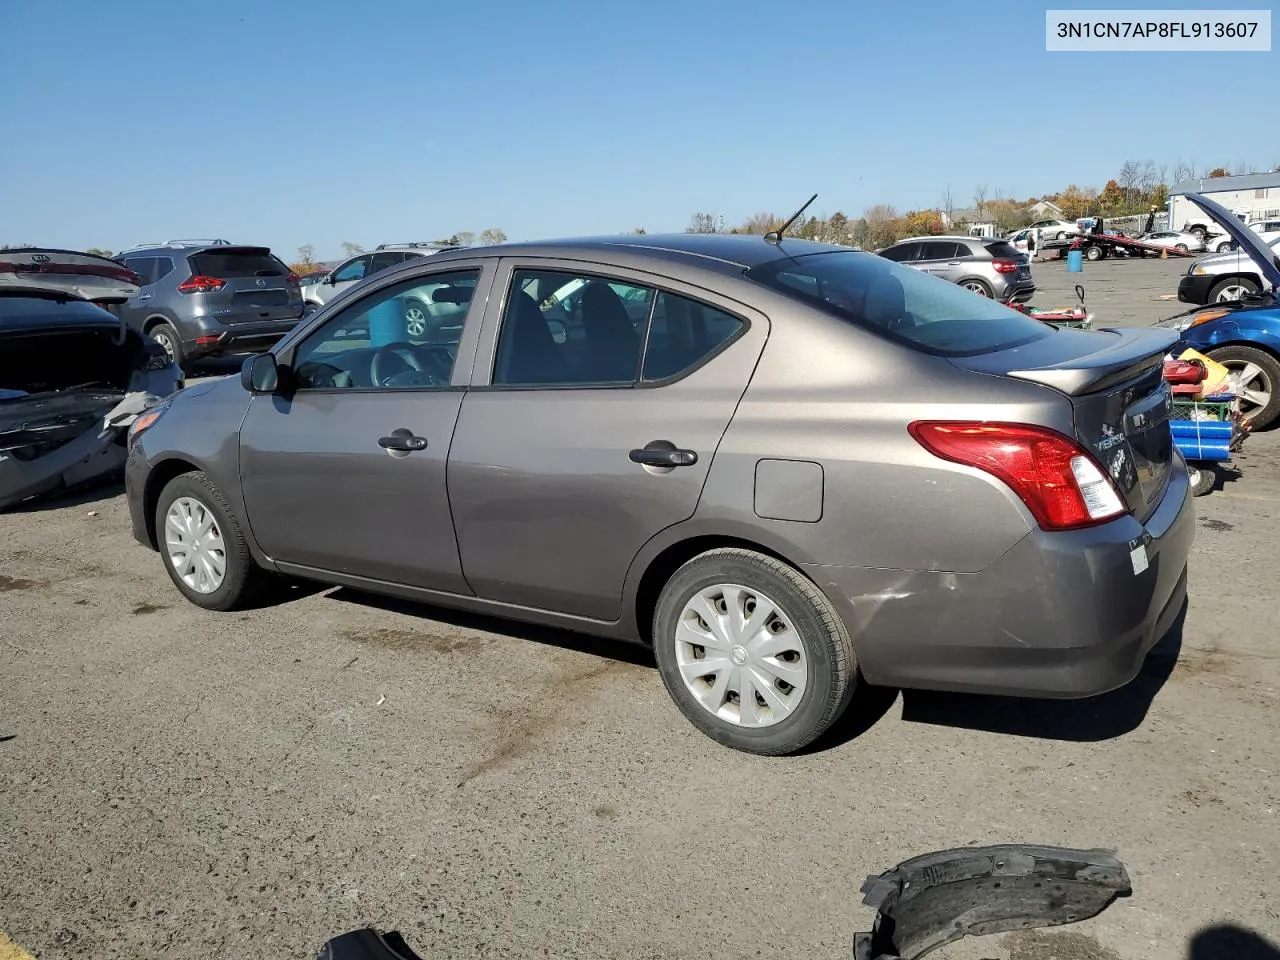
[676,158,1279,249]
[290,229,508,274]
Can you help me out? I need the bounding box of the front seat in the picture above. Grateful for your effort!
[579,281,640,382]
[496,290,566,384]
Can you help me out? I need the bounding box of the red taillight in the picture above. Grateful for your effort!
[176,274,226,293]
[908,421,1128,531]
[287,272,300,286]
[992,258,1019,274]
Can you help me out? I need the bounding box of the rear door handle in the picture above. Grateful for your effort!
[629,445,697,468]
[378,429,428,453]
[137,293,152,301]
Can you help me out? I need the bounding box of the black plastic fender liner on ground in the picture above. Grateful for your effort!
[316,928,427,960]
[852,845,1131,960]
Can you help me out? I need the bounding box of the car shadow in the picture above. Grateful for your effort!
[1189,925,1280,960]
[7,475,125,513]
[891,597,1186,743]
[323,587,657,669]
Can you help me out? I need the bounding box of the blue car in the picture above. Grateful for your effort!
[1154,193,1280,430]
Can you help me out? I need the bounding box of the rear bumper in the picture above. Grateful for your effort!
[183,317,301,359]
[1177,274,1214,305]
[999,279,1036,304]
[805,461,1194,698]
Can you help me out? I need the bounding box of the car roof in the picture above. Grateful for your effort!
[400,233,855,276]
[119,242,269,257]
[890,235,985,244]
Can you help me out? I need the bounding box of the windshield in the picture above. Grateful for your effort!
[746,250,1052,357]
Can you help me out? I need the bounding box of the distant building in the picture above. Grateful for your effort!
[1169,172,1280,234]
[941,207,999,237]
[1026,198,1065,220]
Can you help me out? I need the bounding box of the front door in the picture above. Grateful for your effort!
[239,265,490,592]
[447,262,767,621]
[316,254,372,305]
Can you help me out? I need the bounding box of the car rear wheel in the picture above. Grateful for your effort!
[155,471,263,611]
[403,299,431,338]
[652,548,856,755]
[1085,245,1104,261]
[1209,277,1260,303]
[148,321,183,367]
[1175,243,1189,252]
[961,279,993,297]
[1206,345,1280,429]
[1056,231,1069,240]
[1215,240,1237,253]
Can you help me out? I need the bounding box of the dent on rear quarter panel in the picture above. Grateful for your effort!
[694,298,1070,573]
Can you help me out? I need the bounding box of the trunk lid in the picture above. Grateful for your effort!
[952,326,1179,522]
[186,247,301,324]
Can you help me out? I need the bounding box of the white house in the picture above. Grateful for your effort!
[1026,199,1065,220]
[1168,172,1280,234]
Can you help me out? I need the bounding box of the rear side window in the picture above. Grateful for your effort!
[642,293,744,381]
[747,251,1051,358]
[981,241,1021,260]
[369,251,407,273]
[189,249,286,278]
[154,257,175,282]
[920,241,963,260]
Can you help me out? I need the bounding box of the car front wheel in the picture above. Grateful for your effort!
[1209,277,1260,303]
[155,471,263,610]
[652,548,857,755]
[1206,345,1280,430]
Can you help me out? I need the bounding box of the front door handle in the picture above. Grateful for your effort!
[629,445,697,468]
[378,428,427,454]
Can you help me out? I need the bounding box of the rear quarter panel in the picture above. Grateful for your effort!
[684,294,1074,574]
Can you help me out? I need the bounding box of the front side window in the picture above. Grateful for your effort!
[493,270,654,386]
[290,269,480,390]
[747,251,1051,358]
[332,256,371,283]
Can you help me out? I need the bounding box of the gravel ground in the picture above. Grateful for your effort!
[1028,253,1193,328]
[3,263,1279,960]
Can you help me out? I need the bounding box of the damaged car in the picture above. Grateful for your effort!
[0,246,145,305]
[1,289,180,510]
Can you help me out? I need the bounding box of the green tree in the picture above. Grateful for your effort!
[479,228,507,245]
[686,212,718,234]
[631,227,647,234]
[340,241,365,258]
[1206,167,1231,178]
[86,246,114,257]
[451,231,476,247]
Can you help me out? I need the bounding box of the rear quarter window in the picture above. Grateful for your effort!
[747,250,1051,358]
[189,250,287,278]
[981,241,1021,259]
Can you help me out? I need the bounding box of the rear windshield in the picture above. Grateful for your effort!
[746,250,1052,357]
[982,240,1021,259]
[188,249,286,278]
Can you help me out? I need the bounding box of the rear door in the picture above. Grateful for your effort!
[919,241,965,282]
[446,260,767,621]
[187,246,299,324]
[117,256,158,330]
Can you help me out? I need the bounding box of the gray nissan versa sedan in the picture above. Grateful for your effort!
[123,233,1194,755]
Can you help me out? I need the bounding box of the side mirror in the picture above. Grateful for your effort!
[241,352,282,393]
[324,274,337,285]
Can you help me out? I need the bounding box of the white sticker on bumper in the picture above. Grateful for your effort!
[1130,543,1150,575]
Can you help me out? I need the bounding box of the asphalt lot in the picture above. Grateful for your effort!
[3,256,1279,960]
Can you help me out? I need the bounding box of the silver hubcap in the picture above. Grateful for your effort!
[164,496,227,594]
[404,305,428,337]
[963,281,990,296]
[674,584,808,728]
[152,329,175,361]
[1215,284,1252,302]
[1222,360,1273,417]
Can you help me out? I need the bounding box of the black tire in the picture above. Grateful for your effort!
[1187,463,1217,497]
[1056,231,1068,241]
[1205,344,1280,430]
[1085,245,1104,261]
[154,471,263,611]
[1208,276,1260,303]
[651,548,857,755]
[147,321,184,368]
[1175,243,1189,252]
[960,278,993,298]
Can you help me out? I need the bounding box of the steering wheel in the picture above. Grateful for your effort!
[370,343,440,388]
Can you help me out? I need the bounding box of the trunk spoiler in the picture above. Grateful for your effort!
[1002,327,1177,395]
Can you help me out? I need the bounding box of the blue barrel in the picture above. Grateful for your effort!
[1174,437,1231,461]
[1170,421,1234,440]
[1067,249,1083,272]
[368,297,403,348]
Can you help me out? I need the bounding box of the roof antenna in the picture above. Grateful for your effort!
[764,193,818,244]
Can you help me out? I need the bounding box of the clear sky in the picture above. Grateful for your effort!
[1,0,1273,260]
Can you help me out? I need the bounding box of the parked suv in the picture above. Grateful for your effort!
[305,242,464,312]
[878,236,1036,303]
[114,240,304,370]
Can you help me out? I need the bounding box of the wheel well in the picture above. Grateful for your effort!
[1205,339,1280,361]
[142,315,171,333]
[632,535,798,646]
[142,458,200,548]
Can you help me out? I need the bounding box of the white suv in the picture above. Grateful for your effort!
[304,243,462,309]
